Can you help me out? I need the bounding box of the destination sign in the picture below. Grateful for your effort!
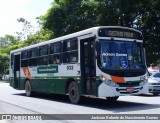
[98,28,143,40]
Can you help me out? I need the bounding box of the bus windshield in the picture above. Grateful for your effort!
[100,39,145,70]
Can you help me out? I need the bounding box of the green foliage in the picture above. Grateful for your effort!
[134,0,160,65]
[16,18,35,40]
[23,29,53,46]
[0,35,20,48]
[41,0,139,38]
[0,53,9,74]
[0,35,22,74]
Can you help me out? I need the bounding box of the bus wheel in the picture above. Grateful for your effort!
[25,80,32,97]
[68,81,80,104]
[106,96,119,101]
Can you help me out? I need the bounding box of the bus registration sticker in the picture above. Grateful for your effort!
[126,87,134,92]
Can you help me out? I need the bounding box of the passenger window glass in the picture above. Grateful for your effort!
[63,39,78,64]
[50,43,61,54]
[39,45,48,56]
[63,39,77,52]
[38,56,48,65]
[49,54,61,64]
[30,48,38,57]
[21,51,28,59]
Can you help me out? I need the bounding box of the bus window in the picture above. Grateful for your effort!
[38,45,49,65]
[49,54,61,64]
[63,39,78,63]
[49,42,62,65]
[29,48,38,66]
[50,42,62,54]
[21,50,28,67]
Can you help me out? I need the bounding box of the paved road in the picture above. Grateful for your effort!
[0,82,160,123]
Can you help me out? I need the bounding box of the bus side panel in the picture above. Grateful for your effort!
[31,78,66,94]
[19,78,25,90]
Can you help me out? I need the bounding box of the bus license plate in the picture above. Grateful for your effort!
[126,88,134,92]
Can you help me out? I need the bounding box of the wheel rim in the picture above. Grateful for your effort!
[69,82,80,103]
[70,86,78,99]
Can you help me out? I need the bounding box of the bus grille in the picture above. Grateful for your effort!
[116,86,143,94]
[117,82,140,87]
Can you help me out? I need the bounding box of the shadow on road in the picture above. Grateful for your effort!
[12,93,160,113]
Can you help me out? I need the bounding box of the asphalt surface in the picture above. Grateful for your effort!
[0,81,160,123]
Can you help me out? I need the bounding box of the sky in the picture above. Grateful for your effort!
[0,0,53,37]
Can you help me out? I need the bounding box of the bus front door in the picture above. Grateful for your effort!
[80,38,96,95]
[13,54,20,89]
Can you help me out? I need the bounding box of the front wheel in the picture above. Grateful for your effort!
[106,96,119,101]
[68,81,80,104]
[25,80,32,97]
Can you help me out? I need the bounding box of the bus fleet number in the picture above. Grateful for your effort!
[67,66,73,70]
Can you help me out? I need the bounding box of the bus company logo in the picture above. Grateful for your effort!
[37,66,58,74]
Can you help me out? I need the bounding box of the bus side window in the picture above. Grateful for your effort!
[21,50,28,67]
[63,39,78,63]
[38,45,49,65]
[49,42,62,65]
[29,48,38,66]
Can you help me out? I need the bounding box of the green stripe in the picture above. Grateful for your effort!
[10,76,101,80]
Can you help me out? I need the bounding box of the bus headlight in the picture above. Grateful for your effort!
[100,74,119,87]
[100,74,107,81]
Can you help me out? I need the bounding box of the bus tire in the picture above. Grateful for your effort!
[106,96,119,101]
[25,80,32,97]
[68,81,80,104]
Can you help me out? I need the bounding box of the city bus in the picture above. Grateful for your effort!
[9,26,148,104]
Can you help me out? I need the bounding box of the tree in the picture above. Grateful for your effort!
[134,0,160,65]
[0,53,9,74]
[0,35,21,54]
[16,18,35,40]
[41,0,138,38]
[23,29,53,46]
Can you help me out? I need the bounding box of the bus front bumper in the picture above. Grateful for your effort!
[98,82,148,97]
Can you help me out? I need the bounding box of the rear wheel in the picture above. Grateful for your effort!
[152,93,159,96]
[106,96,119,101]
[25,80,32,97]
[68,81,80,104]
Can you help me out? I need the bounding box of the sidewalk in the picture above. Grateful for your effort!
[0,80,9,83]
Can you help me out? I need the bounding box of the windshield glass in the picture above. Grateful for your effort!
[100,39,145,70]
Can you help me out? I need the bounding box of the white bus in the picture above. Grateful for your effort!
[10,26,148,104]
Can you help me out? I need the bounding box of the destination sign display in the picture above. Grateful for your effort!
[98,28,143,40]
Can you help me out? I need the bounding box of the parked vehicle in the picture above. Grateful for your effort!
[148,72,160,96]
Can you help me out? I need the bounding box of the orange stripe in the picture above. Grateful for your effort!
[110,75,125,83]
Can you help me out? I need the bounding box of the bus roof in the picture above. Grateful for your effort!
[11,26,142,53]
